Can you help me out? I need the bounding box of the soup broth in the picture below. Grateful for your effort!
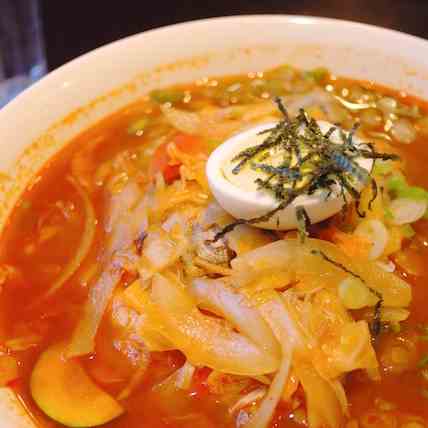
[1,64,428,428]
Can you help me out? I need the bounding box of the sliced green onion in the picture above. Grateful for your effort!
[419,325,428,341]
[401,186,428,200]
[338,276,379,309]
[390,323,401,333]
[388,198,427,225]
[401,224,416,239]
[354,219,389,260]
[207,139,222,152]
[150,89,184,104]
[418,355,428,369]
[304,67,328,83]
[127,118,149,136]
[334,95,373,111]
[20,199,32,210]
[387,174,407,193]
[387,174,428,201]
[384,208,394,221]
[396,104,421,119]
[391,118,417,144]
[377,97,398,114]
[373,160,394,176]
[367,131,393,142]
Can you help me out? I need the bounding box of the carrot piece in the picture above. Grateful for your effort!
[319,225,371,259]
[149,134,207,183]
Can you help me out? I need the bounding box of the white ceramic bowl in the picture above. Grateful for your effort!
[0,15,428,427]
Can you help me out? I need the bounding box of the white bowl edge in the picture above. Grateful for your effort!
[0,14,427,427]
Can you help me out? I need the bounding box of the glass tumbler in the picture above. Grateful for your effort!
[0,0,47,108]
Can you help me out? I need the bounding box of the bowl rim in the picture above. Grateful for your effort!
[1,13,428,428]
[2,13,428,118]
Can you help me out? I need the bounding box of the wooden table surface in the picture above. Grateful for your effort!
[41,0,428,70]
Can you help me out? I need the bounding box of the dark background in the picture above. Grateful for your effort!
[41,0,428,71]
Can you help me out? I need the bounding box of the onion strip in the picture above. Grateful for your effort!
[193,256,233,276]
[42,176,96,300]
[67,268,122,357]
[190,278,281,362]
[245,354,291,428]
[229,387,267,415]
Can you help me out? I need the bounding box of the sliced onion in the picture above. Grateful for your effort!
[360,109,383,127]
[190,278,281,361]
[138,229,182,281]
[174,361,196,390]
[388,197,427,225]
[375,260,395,273]
[296,364,342,428]
[233,239,411,308]
[0,354,19,386]
[226,225,274,256]
[229,387,267,415]
[245,355,291,428]
[334,95,372,111]
[246,291,294,428]
[161,103,278,140]
[390,118,416,144]
[377,97,398,114]
[380,307,410,323]
[117,353,150,400]
[68,179,146,357]
[200,202,233,228]
[416,116,428,136]
[151,274,278,376]
[161,104,202,135]
[42,177,96,299]
[121,282,176,352]
[354,219,389,260]
[67,268,122,357]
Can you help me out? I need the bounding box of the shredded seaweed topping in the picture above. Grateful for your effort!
[214,98,398,241]
[311,249,365,283]
[370,299,384,339]
[312,248,384,338]
[311,249,382,298]
[296,206,311,243]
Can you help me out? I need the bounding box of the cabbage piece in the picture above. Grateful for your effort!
[244,290,294,428]
[67,268,123,358]
[245,354,291,428]
[68,180,147,357]
[232,239,411,307]
[0,354,18,386]
[151,274,278,376]
[121,281,175,352]
[313,320,378,379]
[257,290,310,352]
[295,363,342,428]
[229,387,267,415]
[309,291,378,379]
[137,227,185,281]
[161,103,279,140]
[154,360,196,392]
[190,278,281,361]
[254,289,368,428]
[226,224,274,256]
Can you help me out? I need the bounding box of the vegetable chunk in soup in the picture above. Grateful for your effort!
[1,64,428,428]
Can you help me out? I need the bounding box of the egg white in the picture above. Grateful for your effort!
[206,121,373,230]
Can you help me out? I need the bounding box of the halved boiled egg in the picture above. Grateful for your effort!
[206,120,373,230]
